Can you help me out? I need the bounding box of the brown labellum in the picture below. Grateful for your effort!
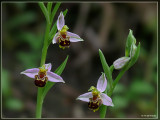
[57,35,70,48]
[88,96,102,112]
[34,75,48,87]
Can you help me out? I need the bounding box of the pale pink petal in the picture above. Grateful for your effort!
[113,57,130,70]
[97,73,107,92]
[45,63,52,71]
[21,68,39,78]
[52,32,59,44]
[100,93,114,106]
[67,31,83,42]
[67,31,80,38]
[57,12,64,30]
[47,71,64,83]
[76,92,93,102]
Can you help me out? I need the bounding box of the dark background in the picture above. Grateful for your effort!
[2,2,157,118]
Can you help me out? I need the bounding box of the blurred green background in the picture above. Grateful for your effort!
[2,2,157,118]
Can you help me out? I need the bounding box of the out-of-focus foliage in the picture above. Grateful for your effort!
[2,69,24,112]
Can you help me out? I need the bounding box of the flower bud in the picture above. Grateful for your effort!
[125,29,136,57]
[113,57,130,70]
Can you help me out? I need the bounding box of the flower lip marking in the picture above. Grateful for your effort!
[34,65,48,87]
[88,86,102,112]
[88,97,102,112]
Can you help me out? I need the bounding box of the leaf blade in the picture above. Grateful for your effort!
[99,49,113,90]
[38,2,50,24]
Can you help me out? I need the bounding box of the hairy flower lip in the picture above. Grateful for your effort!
[76,73,114,107]
[52,12,84,48]
[21,63,65,85]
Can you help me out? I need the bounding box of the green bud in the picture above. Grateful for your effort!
[130,43,137,58]
[125,29,136,57]
[128,43,140,68]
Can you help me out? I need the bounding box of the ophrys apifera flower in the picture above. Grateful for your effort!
[52,12,83,49]
[77,73,114,112]
[21,63,64,87]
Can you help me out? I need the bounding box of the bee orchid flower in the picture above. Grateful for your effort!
[77,73,114,112]
[52,12,84,49]
[21,63,64,87]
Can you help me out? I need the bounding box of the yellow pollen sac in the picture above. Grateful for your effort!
[88,86,100,96]
[92,90,99,96]
[60,25,69,34]
[39,65,47,73]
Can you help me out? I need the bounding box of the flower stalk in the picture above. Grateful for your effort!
[35,23,51,118]
[99,30,140,118]
[36,2,63,118]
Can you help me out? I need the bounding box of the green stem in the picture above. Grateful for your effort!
[40,24,50,66]
[108,68,127,97]
[100,105,107,118]
[36,88,43,118]
[35,22,51,118]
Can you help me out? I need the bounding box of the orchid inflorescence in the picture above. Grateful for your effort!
[20,3,140,118]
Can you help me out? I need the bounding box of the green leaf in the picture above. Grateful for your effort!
[50,2,61,25]
[99,49,113,118]
[38,2,50,24]
[125,29,136,57]
[42,55,69,99]
[48,9,68,45]
[99,49,113,90]
[47,2,52,18]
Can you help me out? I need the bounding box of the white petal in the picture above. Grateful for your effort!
[76,92,93,102]
[21,68,39,78]
[100,93,114,106]
[47,71,65,83]
[67,31,84,42]
[97,73,107,92]
[67,31,80,38]
[45,63,52,71]
[113,57,130,70]
[52,32,59,44]
[57,12,65,30]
